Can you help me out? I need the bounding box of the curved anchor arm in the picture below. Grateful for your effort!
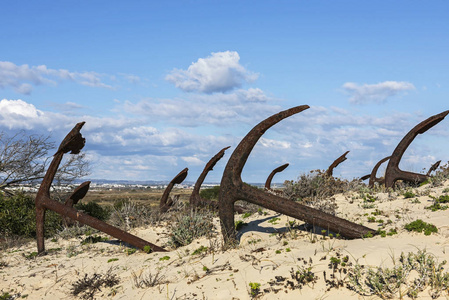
[190,146,230,207]
[160,168,188,212]
[219,106,375,244]
[64,181,91,207]
[385,110,449,188]
[368,156,391,188]
[265,163,289,190]
[325,151,349,177]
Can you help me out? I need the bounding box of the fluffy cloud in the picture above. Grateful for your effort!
[0,61,113,94]
[165,51,258,93]
[342,81,415,104]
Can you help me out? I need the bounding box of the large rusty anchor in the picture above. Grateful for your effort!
[385,110,449,188]
[189,146,230,208]
[160,168,188,213]
[35,122,166,254]
[325,151,349,177]
[218,105,375,244]
[265,163,289,190]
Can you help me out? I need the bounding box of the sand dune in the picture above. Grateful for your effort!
[2,180,449,299]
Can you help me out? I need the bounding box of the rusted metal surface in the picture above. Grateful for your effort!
[218,106,376,244]
[368,156,391,188]
[63,181,91,226]
[325,151,349,177]
[160,168,188,213]
[190,146,230,207]
[64,181,91,207]
[360,174,371,181]
[385,110,449,188]
[265,163,289,190]
[35,122,166,254]
[426,160,441,176]
[54,121,86,155]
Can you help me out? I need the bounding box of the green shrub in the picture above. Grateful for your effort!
[425,195,449,211]
[0,192,62,238]
[404,219,438,235]
[75,201,110,221]
[248,282,261,297]
[403,191,416,199]
[192,245,208,255]
[235,220,247,231]
[199,186,220,200]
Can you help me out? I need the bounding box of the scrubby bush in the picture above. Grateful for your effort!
[0,192,62,238]
[168,209,214,248]
[108,198,156,230]
[75,201,111,221]
[282,170,361,215]
[199,185,220,200]
[404,219,438,235]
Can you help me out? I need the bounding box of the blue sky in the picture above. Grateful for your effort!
[1,1,448,183]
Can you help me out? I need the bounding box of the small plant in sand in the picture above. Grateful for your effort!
[404,219,438,235]
[248,282,261,297]
[266,257,317,293]
[403,191,416,199]
[377,228,398,238]
[132,270,167,288]
[71,270,120,300]
[425,194,449,211]
[192,245,208,256]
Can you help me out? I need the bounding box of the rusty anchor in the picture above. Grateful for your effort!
[385,110,449,188]
[426,160,441,176]
[265,163,289,190]
[160,168,188,213]
[368,156,391,188]
[189,146,230,208]
[35,122,166,254]
[325,151,350,177]
[218,105,376,244]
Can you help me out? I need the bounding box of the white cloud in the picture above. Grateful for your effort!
[1,99,448,182]
[181,156,205,166]
[259,138,291,149]
[121,88,279,127]
[0,61,114,94]
[342,81,415,104]
[165,51,258,93]
[0,99,46,129]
